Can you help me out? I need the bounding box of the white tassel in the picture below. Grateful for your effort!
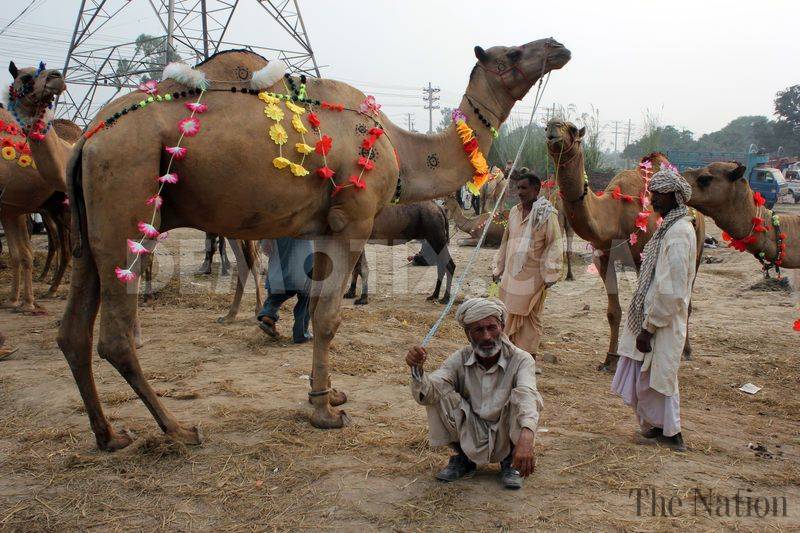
[250,60,286,90]
[162,62,208,90]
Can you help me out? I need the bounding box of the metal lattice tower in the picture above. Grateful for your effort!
[57,0,320,126]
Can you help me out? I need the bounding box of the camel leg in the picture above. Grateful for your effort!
[219,237,231,276]
[57,250,134,451]
[597,253,621,372]
[354,252,369,305]
[141,254,154,304]
[196,233,215,275]
[308,233,368,429]
[343,252,362,299]
[4,214,40,314]
[249,241,264,317]
[564,219,575,281]
[38,211,57,282]
[2,213,23,309]
[441,254,456,304]
[218,239,248,323]
[44,212,71,298]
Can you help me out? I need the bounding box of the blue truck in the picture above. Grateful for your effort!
[666,150,788,209]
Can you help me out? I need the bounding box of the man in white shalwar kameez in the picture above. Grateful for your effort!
[612,168,697,452]
[406,298,543,489]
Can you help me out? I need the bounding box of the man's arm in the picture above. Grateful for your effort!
[643,237,692,334]
[510,355,544,476]
[541,213,564,286]
[407,347,460,406]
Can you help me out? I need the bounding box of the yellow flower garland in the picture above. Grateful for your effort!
[17,154,32,167]
[454,118,490,195]
[269,123,288,145]
[261,90,311,177]
[1,147,16,160]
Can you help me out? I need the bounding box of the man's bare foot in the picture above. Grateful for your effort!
[0,347,18,360]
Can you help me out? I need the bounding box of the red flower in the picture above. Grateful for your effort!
[595,190,604,197]
[362,136,376,150]
[635,211,650,232]
[331,183,345,197]
[316,166,334,179]
[14,141,27,153]
[0,120,5,130]
[753,191,766,206]
[334,104,344,112]
[794,319,800,332]
[357,156,374,171]
[752,217,767,232]
[463,138,479,154]
[29,132,45,142]
[779,232,787,240]
[368,127,384,137]
[307,113,320,128]
[721,231,732,242]
[315,135,332,156]
[1,137,13,148]
[5,124,18,135]
[349,175,366,189]
[612,186,622,200]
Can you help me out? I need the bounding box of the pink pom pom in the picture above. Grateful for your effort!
[138,222,160,239]
[586,264,599,275]
[184,102,208,114]
[629,232,638,245]
[178,117,201,137]
[157,231,169,241]
[165,145,187,160]
[158,172,179,184]
[115,267,137,283]
[146,194,163,209]
[127,239,149,255]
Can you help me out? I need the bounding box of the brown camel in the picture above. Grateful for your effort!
[545,120,706,371]
[10,39,570,449]
[540,177,576,281]
[0,101,75,312]
[444,196,506,247]
[344,200,455,304]
[683,161,799,270]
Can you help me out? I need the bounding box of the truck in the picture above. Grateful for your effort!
[666,150,788,209]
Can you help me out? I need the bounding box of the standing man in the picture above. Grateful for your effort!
[493,169,563,358]
[406,298,543,489]
[611,169,697,452]
[257,237,313,344]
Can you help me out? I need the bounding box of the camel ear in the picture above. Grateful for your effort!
[728,163,746,181]
[507,47,523,63]
[8,61,18,79]
[474,46,489,63]
[577,126,586,140]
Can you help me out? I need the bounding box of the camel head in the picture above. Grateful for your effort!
[6,61,66,122]
[471,38,570,109]
[545,119,585,161]
[682,161,748,215]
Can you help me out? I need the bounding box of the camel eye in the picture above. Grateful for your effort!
[697,175,712,188]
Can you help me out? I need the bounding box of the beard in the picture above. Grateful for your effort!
[471,337,502,359]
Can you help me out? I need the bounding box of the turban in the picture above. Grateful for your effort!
[455,297,507,327]
[648,168,692,205]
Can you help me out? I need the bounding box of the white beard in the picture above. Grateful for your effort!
[471,338,502,359]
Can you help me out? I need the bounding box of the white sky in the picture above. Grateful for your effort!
[1,0,797,149]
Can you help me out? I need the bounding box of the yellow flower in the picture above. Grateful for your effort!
[17,154,32,167]
[1,147,16,161]
[273,157,291,169]
[472,172,490,192]
[285,100,306,115]
[291,114,308,134]
[258,92,280,104]
[466,181,481,196]
[289,163,309,177]
[269,123,288,145]
[264,103,284,121]
[455,122,474,144]
[295,142,313,155]
[470,152,489,175]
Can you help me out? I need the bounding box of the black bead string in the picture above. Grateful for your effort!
[465,96,493,130]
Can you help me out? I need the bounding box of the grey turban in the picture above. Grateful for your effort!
[455,297,508,327]
[648,168,692,205]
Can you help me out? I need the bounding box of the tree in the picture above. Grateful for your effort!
[695,116,768,152]
[774,85,800,128]
[115,34,182,84]
[622,125,696,159]
[435,107,453,133]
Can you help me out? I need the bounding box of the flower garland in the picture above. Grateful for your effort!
[0,135,35,168]
[114,87,207,283]
[452,109,490,196]
[721,191,788,275]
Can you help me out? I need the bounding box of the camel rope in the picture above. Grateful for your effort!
[421,71,552,347]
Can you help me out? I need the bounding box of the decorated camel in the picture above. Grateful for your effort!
[344,200,455,304]
[11,39,570,449]
[545,120,706,371]
[445,196,506,247]
[683,162,798,271]
[0,97,76,312]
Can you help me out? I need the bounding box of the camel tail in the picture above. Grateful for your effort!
[68,136,88,259]
[437,202,450,244]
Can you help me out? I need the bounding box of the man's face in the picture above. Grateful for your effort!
[650,191,678,215]
[517,179,540,205]
[466,316,503,358]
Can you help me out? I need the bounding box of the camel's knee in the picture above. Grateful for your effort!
[97,334,135,368]
[313,310,341,342]
[606,306,621,325]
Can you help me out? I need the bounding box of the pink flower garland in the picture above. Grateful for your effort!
[115,90,207,283]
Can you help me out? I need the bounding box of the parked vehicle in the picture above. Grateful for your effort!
[786,171,800,203]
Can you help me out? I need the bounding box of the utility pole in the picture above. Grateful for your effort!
[625,118,632,149]
[422,82,440,134]
[406,113,416,132]
[613,120,619,153]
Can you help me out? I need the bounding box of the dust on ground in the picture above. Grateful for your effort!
[0,205,798,531]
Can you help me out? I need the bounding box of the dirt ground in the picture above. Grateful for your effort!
[0,204,798,531]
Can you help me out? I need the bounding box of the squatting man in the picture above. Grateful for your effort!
[406,298,542,489]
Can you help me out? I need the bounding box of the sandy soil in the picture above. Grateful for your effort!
[0,204,798,531]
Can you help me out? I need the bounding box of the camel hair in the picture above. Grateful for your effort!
[545,120,706,371]
[9,39,571,450]
[0,94,77,313]
[683,161,799,270]
[345,200,455,305]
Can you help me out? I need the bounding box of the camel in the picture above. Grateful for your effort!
[683,161,799,270]
[11,39,570,449]
[0,101,76,312]
[545,120,706,371]
[540,178,576,281]
[344,200,455,304]
[445,196,506,247]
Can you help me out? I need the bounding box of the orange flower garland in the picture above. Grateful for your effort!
[452,109,490,196]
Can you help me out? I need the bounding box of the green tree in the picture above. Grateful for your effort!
[115,34,182,84]
[774,85,800,128]
[435,107,453,133]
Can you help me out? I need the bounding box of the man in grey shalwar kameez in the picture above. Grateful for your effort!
[406,298,543,489]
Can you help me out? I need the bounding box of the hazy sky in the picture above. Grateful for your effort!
[1,0,797,149]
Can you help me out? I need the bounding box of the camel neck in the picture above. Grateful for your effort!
[27,128,68,193]
[552,148,598,237]
[712,187,779,260]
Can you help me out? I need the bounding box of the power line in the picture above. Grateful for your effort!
[422,82,440,134]
[0,0,47,38]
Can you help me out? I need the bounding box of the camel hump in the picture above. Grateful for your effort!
[195,49,269,84]
[52,119,82,143]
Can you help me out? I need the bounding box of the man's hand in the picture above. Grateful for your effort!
[512,428,536,477]
[636,329,653,353]
[406,346,427,371]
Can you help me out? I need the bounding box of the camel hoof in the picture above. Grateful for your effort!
[216,315,235,325]
[438,296,449,305]
[343,290,356,299]
[596,363,614,373]
[330,388,348,406]
[310,406,350,429]
[426,294,437,302]
[134,337,145,349]
[15,305,47,316]
[354,297,368,306]
[41,291,59,300]
[166,425,203,446]
[682,351,693,361]
[98,428,136,452]
[565,274,575,281]
[1,301,21,310]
